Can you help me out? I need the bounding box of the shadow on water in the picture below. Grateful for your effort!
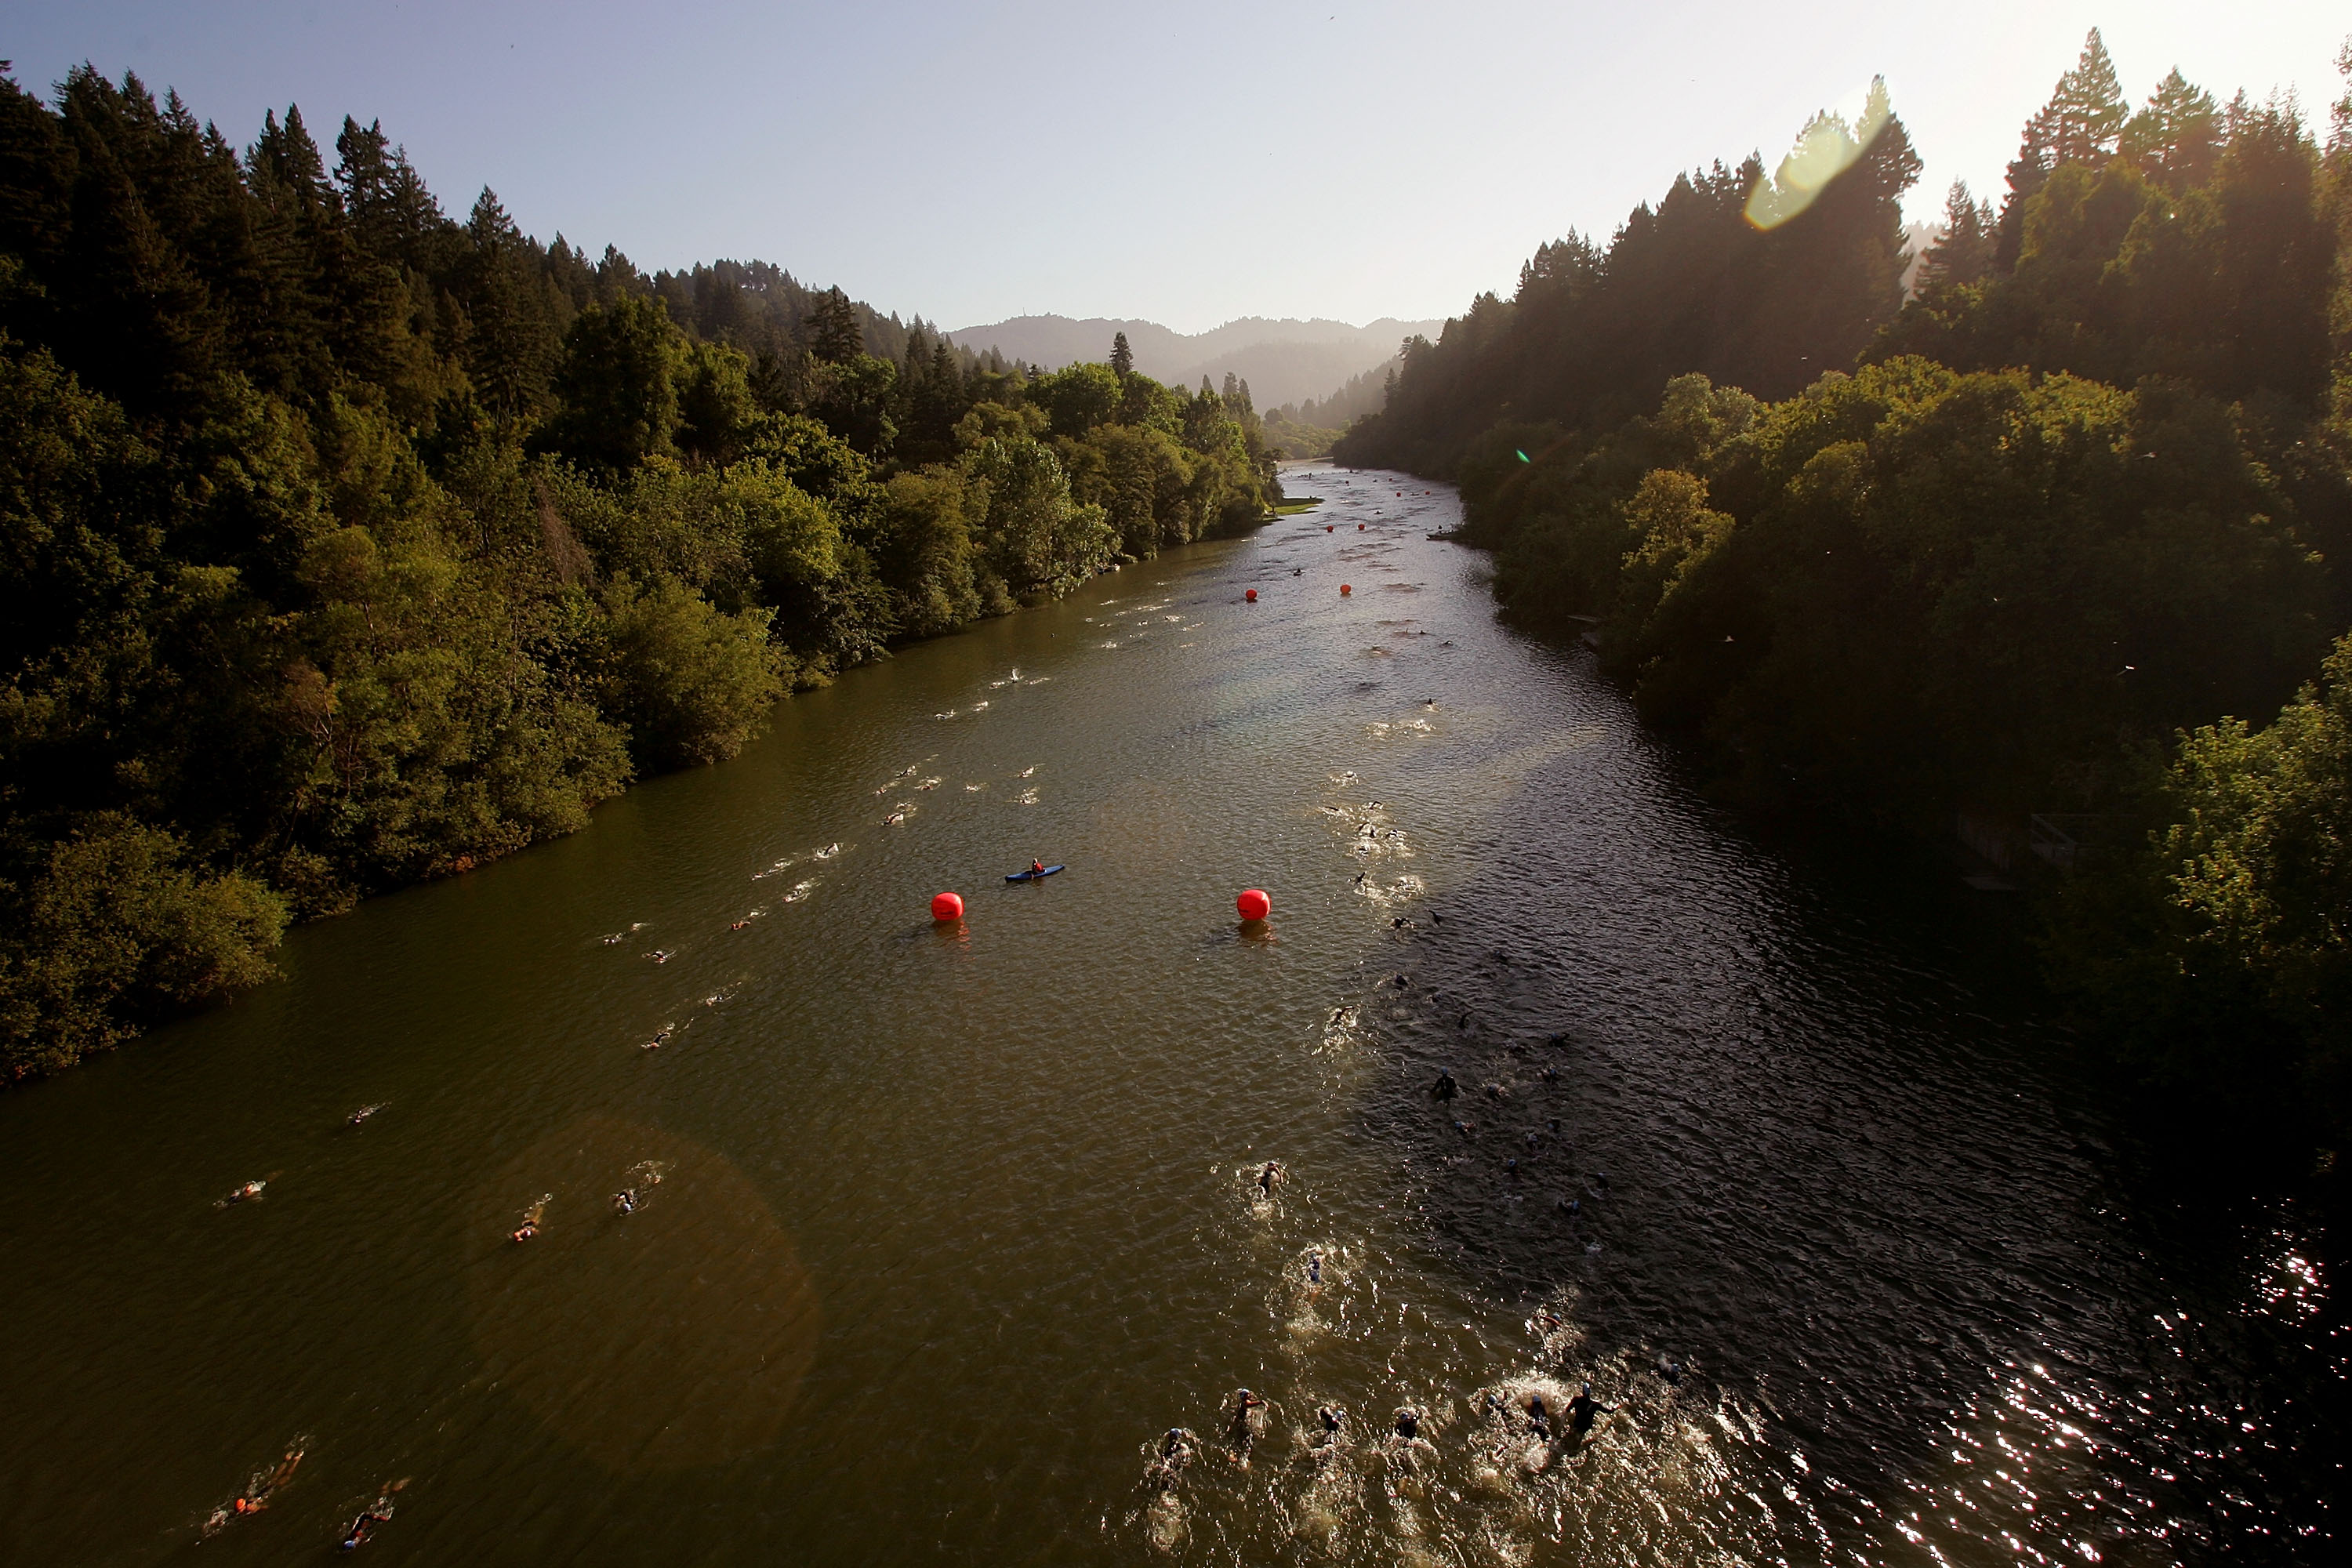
[1356,616,2347,1563]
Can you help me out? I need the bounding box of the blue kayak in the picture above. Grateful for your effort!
[1005,865,1065,882]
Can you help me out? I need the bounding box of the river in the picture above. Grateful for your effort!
[0,466,2339,1565]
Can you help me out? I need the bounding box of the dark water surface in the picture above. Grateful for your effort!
[2,468,2340,1565]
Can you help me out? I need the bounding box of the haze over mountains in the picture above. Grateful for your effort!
[946,315,1441,411]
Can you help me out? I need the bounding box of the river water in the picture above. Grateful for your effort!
[1,466,2340,1565]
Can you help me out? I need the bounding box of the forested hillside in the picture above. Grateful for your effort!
[1338,37,2352,1126]
[0,67,1279,1077]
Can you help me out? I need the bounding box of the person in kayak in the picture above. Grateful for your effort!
[1031,860,1045,876]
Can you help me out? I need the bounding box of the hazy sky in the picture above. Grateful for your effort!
[9,2,2347,333]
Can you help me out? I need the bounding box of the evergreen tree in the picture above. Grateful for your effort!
[2122,69,2220,188]
[1110,330,1134,376]
[2046,29,2128,165]
[806,285,862,364]
[1916,180,1995,289]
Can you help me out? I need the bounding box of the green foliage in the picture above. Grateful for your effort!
[2045,633,2352,1120]
[597,573,783,769]
[0,62,1274,1073]
[0,815,287,1078]
[543,294,681,473]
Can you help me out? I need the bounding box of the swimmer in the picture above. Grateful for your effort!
[338,1491,397,1551]
[1592,1171,1611,1192]
[1391,916,1412,930]
[1394,1407,1421,1439]
[1558,1196,1581,1217]
[1227,1389,1267,1453]
[1454,1120,1473,1138]
[1526,1131,1541,1150]
[1319,1405,1344,1435]
[1504,1157,1519,1176]
[1541,1065,1559,1082]
[1658,1355,1684,1385]
[512,1194,550,1241]
[1548,1118,1560,1134]
[1256,1161,1283,1197]
[1566,1383,1613,1433]
[1308,1250,1323,1285]
[1527,1393,1552,1439]
[1432,1069,1457,1099]
[216,1178,267,1207]
[347,1103,386,1126]
[612,1188,638,1215]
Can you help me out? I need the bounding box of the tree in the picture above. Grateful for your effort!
[1109,330,1134,376]
[1915,180,1994,290]
[805,285,862,364]
[543,292,679,472]
[2122,68,2220,189]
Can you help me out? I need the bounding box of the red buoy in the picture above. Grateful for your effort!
[1245,589,1258,603]
[930,891,964,921]
[1357,522,1366,531]
[1340,583,1352,596]
[1236,887,1271,921]
[1325,524,1334,533]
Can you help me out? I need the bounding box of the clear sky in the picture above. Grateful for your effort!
[8,2,2347,334]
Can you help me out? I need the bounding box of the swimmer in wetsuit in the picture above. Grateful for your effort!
[1228,1389,1267,1452]
[612,1188,638,1215]
[1394,1407,1421,1439]
[1308,1250,1323,1285]
[1566,1383,1614,1434]
[1256,1161,1283,1197]
[1431,1069,1457,1101]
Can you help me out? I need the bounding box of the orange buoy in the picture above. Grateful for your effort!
[930,891,964,921]
[1245,589,1258,603]
[1341,583,1352,596]
[1236,888,1271,921]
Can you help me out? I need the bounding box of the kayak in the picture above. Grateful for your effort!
[1005,865,1065,882]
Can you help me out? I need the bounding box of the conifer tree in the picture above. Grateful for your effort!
[1996,31,2129,270]
[2122,69,2221,188]
[1916,180,1994,289]
[2046,29,2127,165]
[1110,330,1133,376]
[807,285,862,364]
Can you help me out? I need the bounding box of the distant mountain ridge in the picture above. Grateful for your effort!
[946,314,1441,410]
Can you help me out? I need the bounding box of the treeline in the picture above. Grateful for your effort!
[1265,360,1398,459]
[1336,36,2352,1127]
[0,68,1278,1078]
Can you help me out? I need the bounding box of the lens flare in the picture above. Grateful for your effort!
[1745,76,1892,230]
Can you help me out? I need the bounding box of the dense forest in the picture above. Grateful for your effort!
[1337,36,2352,1129]
[1265,359,1399,459]
[0,67,1279,1078]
